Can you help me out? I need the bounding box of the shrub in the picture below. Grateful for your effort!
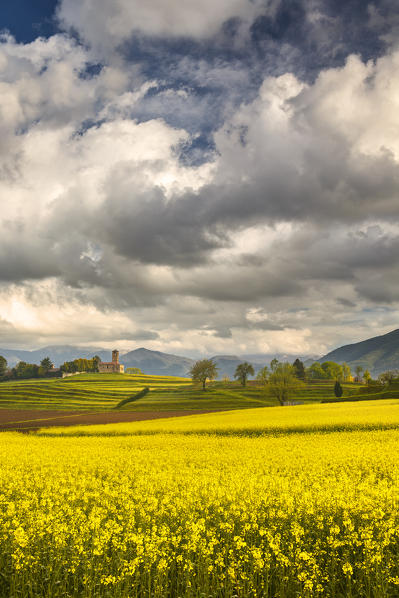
[334,381,343,398]
[115,387,150,409]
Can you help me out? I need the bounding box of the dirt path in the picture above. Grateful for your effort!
[0,409,220,432]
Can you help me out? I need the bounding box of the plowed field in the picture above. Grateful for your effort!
[0,409,218,431]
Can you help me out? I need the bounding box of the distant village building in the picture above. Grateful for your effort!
[46,367,62,378]
[98,350,124,374]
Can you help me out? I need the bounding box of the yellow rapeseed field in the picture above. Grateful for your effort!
[2,402,399,597]
[39,398,399,437]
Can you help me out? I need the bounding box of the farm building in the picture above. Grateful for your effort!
[98,350,124,373]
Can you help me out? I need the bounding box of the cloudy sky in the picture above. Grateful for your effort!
[0,0,398,357]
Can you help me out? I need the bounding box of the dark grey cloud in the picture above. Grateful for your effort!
[89,144,399,272]
[337,298,356,308]
[0,229,61,282]
[100,186,228,267]
[54,0,399,166]
[123,329,160,340]
[355,278,399,304]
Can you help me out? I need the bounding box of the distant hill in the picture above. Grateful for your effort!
[211,355,243,379]
[0,345,194,376]
[211,355,269,379]
[319,328,399,376]
[121,348,194,377]
[211,353,317,379]
[0,346,110,368]
[0,344,315,377]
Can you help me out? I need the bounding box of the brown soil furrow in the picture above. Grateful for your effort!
[0,409,220,431]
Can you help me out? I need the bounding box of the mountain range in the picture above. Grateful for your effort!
[1,328,398,377]
[0,345,313,378]
[319,328,399,376]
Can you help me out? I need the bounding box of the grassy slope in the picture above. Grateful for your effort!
[0,374,188,411]
[320,381,399,403]
[0,374,363,411]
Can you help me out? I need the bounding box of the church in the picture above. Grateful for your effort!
[98,350,125,373]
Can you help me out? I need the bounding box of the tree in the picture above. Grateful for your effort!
[60,357,100,374]
[40,357,53,372]
[270,358,279,372]
[234,362,255,387]
[268,363,304,406]
[60,361,79,374]
[355,365,363,381]
[190,359,219,390]
[342,362,351,382]
[334,380,343,398]
[0,356,7,378]
[292,358,306,380]
[125,367,142,375]
[13,361,39,379]
[378,370,399,386]
[321,361,343,380]
[306,362,325,380]
[256,366,269,385]
[93,355,101,372]
[363,369,371,385]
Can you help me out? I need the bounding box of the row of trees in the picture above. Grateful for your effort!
[0,354,106,379]
[261,359,375,384]
[188,357,399,404]
[0,356,54,380]
[0,354,145,380]
[125,367,142,375]
[190,359,269,390]
[189,358,305,405]
[307,361,371,382]
[256,359,359,384]
[60,357,101,373]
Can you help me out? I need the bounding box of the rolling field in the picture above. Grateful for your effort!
[0,374,191,411]
[1,401,399,597]
[0,373,361,412]
[38,397,399,437]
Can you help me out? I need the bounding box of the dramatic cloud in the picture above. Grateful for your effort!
[1,1,399,355]
[57,0,268,47]
[69,53,399,275]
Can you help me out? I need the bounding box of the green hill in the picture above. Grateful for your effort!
[319,328,399,376]
[0,373,360,411]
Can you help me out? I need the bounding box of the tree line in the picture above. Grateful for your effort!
[188,357,398,405]
[0,355,102,380]
[0,356,54,380]
[60,357,101,374]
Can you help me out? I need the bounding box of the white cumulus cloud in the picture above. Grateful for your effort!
[57,0,270,51]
